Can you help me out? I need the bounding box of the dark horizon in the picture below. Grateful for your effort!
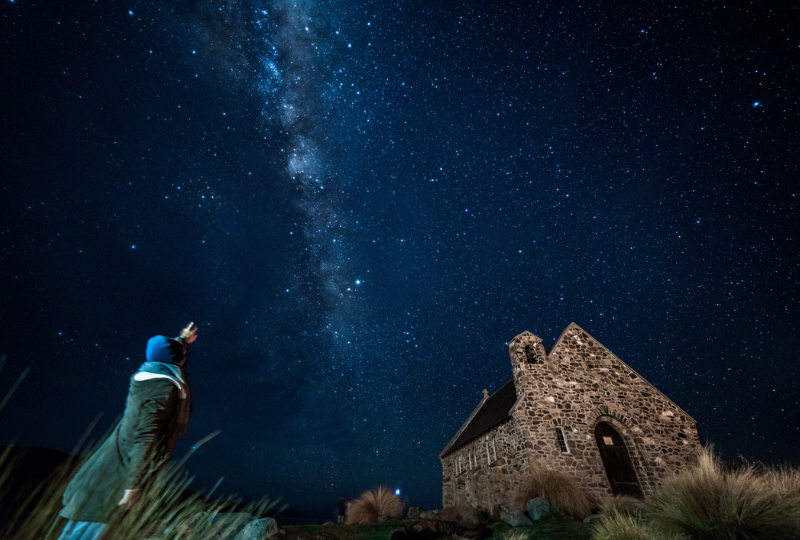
[1,0,798,516]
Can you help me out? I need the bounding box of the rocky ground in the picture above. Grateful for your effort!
[277,504,595,540]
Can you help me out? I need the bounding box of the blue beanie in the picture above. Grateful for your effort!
[145,335,186,364]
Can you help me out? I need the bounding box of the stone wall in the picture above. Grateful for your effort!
[441,419,526,510]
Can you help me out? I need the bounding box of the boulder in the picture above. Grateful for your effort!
[390,516,493,540]
[418,509,440,520]
[234,517,278,540]
[488,504,503,522]
[377,516,389,523]
[210,512,258,538]
[272,528,338,540]
[390,519,459,540]
[435,505,483,529]
[406,506,422,519]
[526,498,551,521]
[499,505,532,527]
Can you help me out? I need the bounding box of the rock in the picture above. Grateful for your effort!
[436,505,483,529]
[390,516,493,540]
[499,505,532,527]
[211,512,257,538]
[234,517,278,540]
[406,506,422,519]
[322,522,334,526]
[583,514,602,523]
[418,509,440,520]
[377,516,389,522]
[390,519,458,540]
[488,504,502,522]
[526,498,551,521]
[271,528,338,540]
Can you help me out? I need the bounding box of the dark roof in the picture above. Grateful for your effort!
[441,379,518,457]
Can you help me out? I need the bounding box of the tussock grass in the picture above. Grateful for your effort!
[591,446,800,540]
[345,486,403,524]
[500,531,531,540]
[591,511,665,540]
[644,447,800,540]
[513,467,591,520]
[597,495,642,516]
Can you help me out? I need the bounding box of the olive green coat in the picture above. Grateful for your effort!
[60,376,184,523]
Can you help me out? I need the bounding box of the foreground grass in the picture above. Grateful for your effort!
[0,443,280,539]
[593,446,800,540]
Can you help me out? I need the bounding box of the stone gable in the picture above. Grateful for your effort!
[441,323,701,509]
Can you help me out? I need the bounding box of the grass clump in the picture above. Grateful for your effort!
[591,511,662,540]
[513,467,591,520]
[591,446,800,540]
[597,495,642,517]
[644,447,800,539]
[345,486,403,524]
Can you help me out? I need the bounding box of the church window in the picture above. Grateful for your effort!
[556,427,571,454]
[468,452,473,470]
[486,437,498,464]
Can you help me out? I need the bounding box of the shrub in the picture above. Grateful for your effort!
[345,486,404,524]
[513,467,591,520]
[643,446,800,540]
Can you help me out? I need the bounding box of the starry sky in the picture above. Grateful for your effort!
[1,0,798,517]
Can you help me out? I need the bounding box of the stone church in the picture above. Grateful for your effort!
[439,323,701,508]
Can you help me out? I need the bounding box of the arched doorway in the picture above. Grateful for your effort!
[595,422,644,498]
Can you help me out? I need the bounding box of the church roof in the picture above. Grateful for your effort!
[439,379,518,457]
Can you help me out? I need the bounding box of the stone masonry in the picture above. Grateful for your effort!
[440,323,701,509]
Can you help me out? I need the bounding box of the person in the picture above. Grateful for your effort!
[337,496,348,524]
[57,323,197,540]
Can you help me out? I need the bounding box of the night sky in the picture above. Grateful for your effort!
[1,0,798,517]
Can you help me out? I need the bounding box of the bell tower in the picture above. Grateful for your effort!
[508,330,547,395]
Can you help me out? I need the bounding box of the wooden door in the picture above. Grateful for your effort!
[595,422,644,498]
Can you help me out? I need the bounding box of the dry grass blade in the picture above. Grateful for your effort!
[0,366,30,416]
